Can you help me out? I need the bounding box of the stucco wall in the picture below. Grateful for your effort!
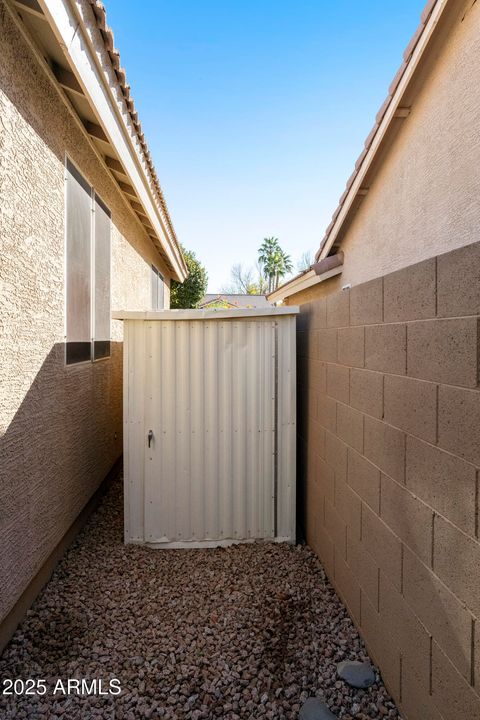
[338,0,480,287]
[286,0,480,306]
[297,242,480,719]
[284,275,342,306]
[0,2,171,624]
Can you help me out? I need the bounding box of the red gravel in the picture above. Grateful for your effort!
[0,473,400,719]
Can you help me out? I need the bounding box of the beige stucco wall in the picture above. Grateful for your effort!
[286,0,480,306]
[0,1,172,625]
[284,275,342,306]
[339,0,480,287]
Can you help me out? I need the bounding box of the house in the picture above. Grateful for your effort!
[268,0,480,307]
[2,0,479,716]
[0,0,187,648]
[198,293,271,309]
[276,0,480,717]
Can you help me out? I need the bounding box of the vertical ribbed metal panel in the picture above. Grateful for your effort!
[123,312,296,547]
[276,315,297,539]
[123,319,146,542]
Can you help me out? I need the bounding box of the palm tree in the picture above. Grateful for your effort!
[276,250,293,289]
[258,236,279,292]
[258,237,293,292]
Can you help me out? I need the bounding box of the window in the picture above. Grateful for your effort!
[151,265,165,310]
[93,193,111,360]
[65,159,111,364]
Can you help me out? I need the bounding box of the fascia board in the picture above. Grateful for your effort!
[318,0,449,262]
[38,0,187,281]
[268,265,343,303]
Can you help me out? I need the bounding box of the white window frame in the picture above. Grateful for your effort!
[151,265,165,310]
[64,156,111,365]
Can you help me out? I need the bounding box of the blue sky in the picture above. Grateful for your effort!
[107,1,425,291]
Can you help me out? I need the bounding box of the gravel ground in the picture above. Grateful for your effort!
[0,473,400,720]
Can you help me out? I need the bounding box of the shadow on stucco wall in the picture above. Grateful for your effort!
[0,341,123,628]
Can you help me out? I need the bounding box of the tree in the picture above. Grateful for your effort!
[170,248,208,309]
[258,237,293,292]
[297,250,314,273]
[253,262,269,294]
[221,263,256,294]
[221,262,268,295]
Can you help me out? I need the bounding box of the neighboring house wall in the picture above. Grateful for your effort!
[297,242,480,719]
[0,3,171,631]
[284,276,340,306]
[284,0,480,307]
[338,0,480,287]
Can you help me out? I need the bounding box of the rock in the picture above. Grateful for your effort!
[0,471,399,719]
[299,697,337,719]
[337,661,376,689]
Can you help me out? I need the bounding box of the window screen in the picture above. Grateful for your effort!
[66,160,92,364]
[151,265,165,310]
[65,160,111,364]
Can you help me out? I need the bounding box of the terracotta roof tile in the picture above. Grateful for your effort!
[355,147,368,170]
[403,25,424,61]
[345,170,358,190]
[364,123,379,149]
[87,0,182,266]
[317,237,326,254]
[316,0,443,262]
[388,60,408,94]
[102,28,114,52]
[109,50,120,71]
[116,68,126,86]
[421,0,437,23]
[375,95,392,124]
[331,206,341,222]
[91,0,104,24]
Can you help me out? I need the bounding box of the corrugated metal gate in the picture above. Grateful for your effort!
[114,308,298,547]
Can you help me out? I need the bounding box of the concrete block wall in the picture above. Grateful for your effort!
[297,241,480,720]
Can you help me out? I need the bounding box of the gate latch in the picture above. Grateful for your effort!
[147,429,154,448]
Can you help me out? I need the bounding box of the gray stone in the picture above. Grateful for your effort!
[299,697,337,720]
[336,660,376,689]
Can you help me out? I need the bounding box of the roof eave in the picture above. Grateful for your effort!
[267,254,344,303]
[33,0,187,282]
[316,0,449,263]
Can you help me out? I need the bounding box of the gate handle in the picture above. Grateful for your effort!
[148,429,154,448]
